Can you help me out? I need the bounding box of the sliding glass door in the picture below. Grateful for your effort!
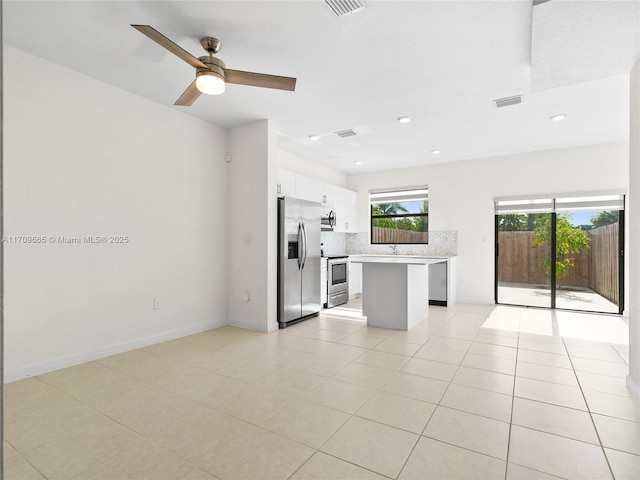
[495,195,624,314]
[496,202,554,309]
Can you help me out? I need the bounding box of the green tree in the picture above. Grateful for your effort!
[372,205,399,229]
[534,214,591,281]
[376,203,409,215]
[412,201,429,232]
[498,214,528,232]
[590,211,619,228]
[372,202,428,234]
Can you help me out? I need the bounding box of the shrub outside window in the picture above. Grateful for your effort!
[370,188,428,244]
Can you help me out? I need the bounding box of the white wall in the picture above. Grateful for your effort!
[628,60,640,400]
[228,120,278,332]
[347,142,629,304]
[4,46,229,380]
[278,149,347,188]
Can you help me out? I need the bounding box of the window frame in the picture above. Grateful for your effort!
[369,187,429,245]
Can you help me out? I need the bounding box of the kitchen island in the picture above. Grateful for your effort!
[349,255,449,330]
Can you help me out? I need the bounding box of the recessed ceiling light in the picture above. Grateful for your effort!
[309,135,320,141]
[397,116,412,124]
[431,150,441,155]
[353,161,363,165]
[550,113,568,122]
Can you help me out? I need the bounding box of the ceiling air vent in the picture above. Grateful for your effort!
[325,0,368,17]
[335,129,357,138]
[493,95,524,109]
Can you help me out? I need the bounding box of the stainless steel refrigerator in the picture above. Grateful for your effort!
[277,197,321,328]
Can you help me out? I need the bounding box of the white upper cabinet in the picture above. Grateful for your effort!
[321,182,335,209]
[277,170,359,232]
[277,169,296,198]
[284,172,335,208]
[293,174,324,204]
[333,187,358,232]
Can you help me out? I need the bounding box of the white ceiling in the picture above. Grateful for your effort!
[4,0,639,173]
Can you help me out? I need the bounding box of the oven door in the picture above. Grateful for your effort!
[328,260,348,294]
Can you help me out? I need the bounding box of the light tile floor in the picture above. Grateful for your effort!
[4,303,639,480]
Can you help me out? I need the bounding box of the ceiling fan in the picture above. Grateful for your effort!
[132,25,297,106]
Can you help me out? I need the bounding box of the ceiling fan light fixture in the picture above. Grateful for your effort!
[196,71,226,95]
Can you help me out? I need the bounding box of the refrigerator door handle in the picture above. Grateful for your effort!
[297,222,303,270]
[301,221,307,270]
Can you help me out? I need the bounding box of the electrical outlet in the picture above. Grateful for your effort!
[243,291,250,302]
[153,298,160,310]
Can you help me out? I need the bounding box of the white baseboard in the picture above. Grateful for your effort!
[228,318,271,333]
[627,375,640,403]
[456,297,495,305]
[4,319,227,383]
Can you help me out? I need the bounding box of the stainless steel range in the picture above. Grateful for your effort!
[326,255,349,308]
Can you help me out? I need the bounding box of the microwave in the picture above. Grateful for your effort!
[321,210,336,230]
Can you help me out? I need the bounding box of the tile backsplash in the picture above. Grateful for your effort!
[321,231,347,256]
[321,231,458,257]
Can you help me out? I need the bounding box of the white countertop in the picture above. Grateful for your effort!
[349,254,448,265]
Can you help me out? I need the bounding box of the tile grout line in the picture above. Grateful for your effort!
[290,311,435,480]
[34,344,345,479]
[22,371,215,479]
[9,306,630,480]
[561,336,617,480]
[502,313,522,480]
[4,442,49,480]
[394,308,473,479]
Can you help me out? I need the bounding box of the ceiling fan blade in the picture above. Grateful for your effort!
[225,69,296,91]
[132,24,207,69]
[174,80,202,106]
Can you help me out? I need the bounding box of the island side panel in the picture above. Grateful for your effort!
[407,263,430,329]
[447,257,457,306]
[362,263,408,329]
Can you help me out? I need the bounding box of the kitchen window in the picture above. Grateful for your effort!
[370,187,429,244]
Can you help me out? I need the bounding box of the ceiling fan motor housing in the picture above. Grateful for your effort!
[197,56,226,82]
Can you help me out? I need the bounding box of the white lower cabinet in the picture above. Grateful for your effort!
[429,262,447,304]
[428,258,457,306]
[349,261,362,298]
[321,257,328,307]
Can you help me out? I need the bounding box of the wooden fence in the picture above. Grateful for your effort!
[371,227,429,244]
[497,223,619,304]
[589,223,620,305]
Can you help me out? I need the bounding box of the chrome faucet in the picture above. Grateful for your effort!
[390,244,398,255]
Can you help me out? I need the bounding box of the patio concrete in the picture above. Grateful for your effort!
[498,283,619,314]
